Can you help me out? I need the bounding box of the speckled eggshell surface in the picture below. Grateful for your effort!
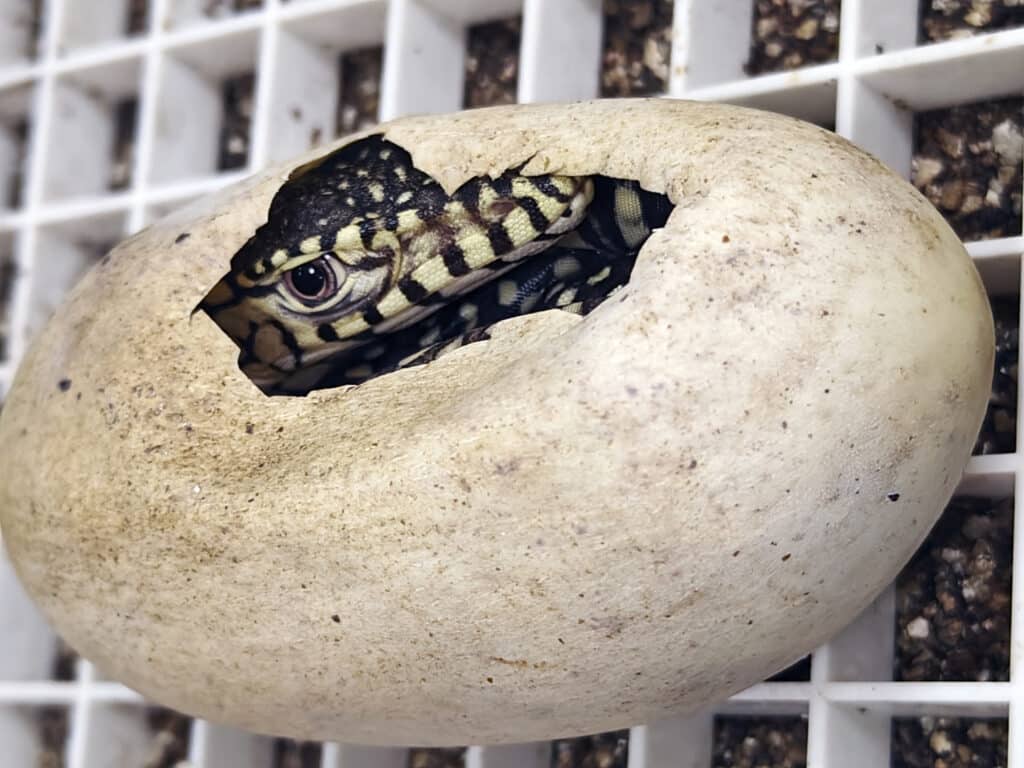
[0,99,993,745]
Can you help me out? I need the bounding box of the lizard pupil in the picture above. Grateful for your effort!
[291,262,328,298]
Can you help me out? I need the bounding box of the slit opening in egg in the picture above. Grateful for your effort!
[196,134,672,396]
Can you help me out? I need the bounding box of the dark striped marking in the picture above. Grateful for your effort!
[529,176,572,203]
[441,241,471,276]
[515,195,552,235]
[398,276,429,303]
[358,219,377,249]
[485,222,513,256]
[362,305,385,325]
[270,319,305,367]
[348,250,394,271]
[317,323,340,342]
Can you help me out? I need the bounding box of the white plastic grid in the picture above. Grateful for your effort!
[0,0,1021,766]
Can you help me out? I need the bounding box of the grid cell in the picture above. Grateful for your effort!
[851,0,919,57]
[264,1,386,164]
[599,0,673,97]
[143,708,193,768]
[337,46,383,137]
[26,211,127,338]
[551,731,628,768]
[890,716,1008,767]
[79,704,172,767]
[43,58,142,201]
[912,96,1023,243]
[379,0,524,119]
[894,496,1013,683]
[0,706,68,768]
[974,297,1019,456]
[463,17,521,108]
[273,738,322,768]
[408,747,466,768]
[711,715,807,768]
[219,71,255,170]
[745,0,841,75]
[920,0,1024,44]
[58,0,150,53]
[35,706,68,768]
[152,30,259,183]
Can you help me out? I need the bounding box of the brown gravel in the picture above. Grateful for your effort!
[920,0,1024,43]
[142,708,192,768]
[713,717,807,768]
[745,0,841,75]
[125,0,149,35]
[894,497,1012,682]
[891,717,1008,768]
[273,739,321,768]
[600,0,673,97]
[551,731,629,768]
[109,99,137,191]
[912,97,1023,241]
[218,73,255,171]
[463,18,521,108]
[336,47,382,138]
[974,296,1017,456]
[4,118,28,209]
[408,748,465,768]
[37,707,68,768]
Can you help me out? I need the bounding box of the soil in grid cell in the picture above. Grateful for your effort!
[408,747,466,768]
[125,0,149,36]
[891,717,1007,768]
[463,18,521,108]
[712,716,807,768]
[36,706,69,768]
[51,637,78,682]
[745,0,841,75]
[4,118,29,209]
[109,98,138,191]
[912,97,1023,242]
[218,72,255,171]
[336,46,383,139]
[274,738,322,768]
[973,295,1018,456]
[0,244,15,361]
[551,731,629,768]
[894,497,1012,682]
[144,707,192,768]
[920,0,1024,43]
[600,0,673,97]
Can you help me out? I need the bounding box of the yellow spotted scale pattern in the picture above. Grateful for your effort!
[201,136,672,395]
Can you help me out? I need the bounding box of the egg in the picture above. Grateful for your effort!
[0,99,993,745]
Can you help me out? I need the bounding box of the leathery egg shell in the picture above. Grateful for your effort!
[0,99,994,745]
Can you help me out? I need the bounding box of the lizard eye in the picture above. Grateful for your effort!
[283,256,340,305]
